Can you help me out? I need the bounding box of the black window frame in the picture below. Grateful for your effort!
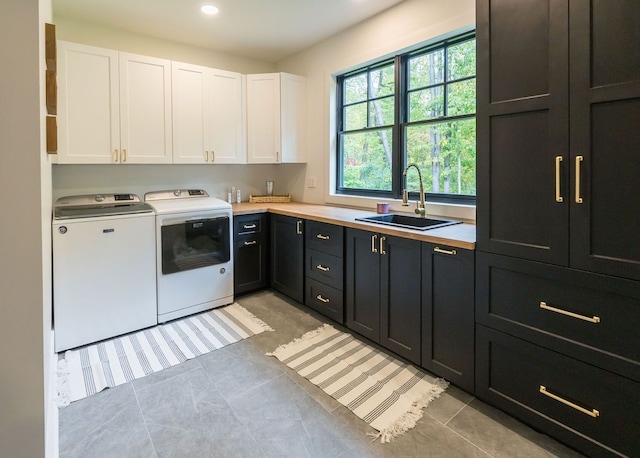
[336,30,476,205]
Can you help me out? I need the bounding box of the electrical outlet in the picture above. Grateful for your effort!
[307,177,317,188]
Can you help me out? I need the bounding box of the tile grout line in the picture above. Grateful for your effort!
[438,398,495,458]
[442,395,476,427]
[131,382,160,458]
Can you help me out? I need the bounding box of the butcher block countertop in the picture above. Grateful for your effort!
[232,202,476,250]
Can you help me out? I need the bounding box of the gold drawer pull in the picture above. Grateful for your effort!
[243,224,256,230]
[244,240,257,246]
[316,234,330,240]
[316,264,330,272]
[296,220,303,235]
[434,247,456,256]
[380,236,386,255]
[539,302,600,323]
[371,234,378,253]
[539,385,599,418]
[316,294,330,303]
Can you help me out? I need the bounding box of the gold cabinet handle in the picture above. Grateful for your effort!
[114,149,119,162]
[539,302,600,323]
[555,156,564,203]
[204,150,209,162]
[380,236,386,255]
[122,148,127,162]
[243,240,257,246]
[434,247,457,256]
[316,234,330,240]
[211,150,215,162]
[243,224,257,230]
[316,264,330,272]
[575,155,584,204]
[316,294,330,303]
[296,220,303,235]
[539,385,599,418]
[371,234,378,253]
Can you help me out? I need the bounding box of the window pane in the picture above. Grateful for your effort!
[447,79,476,116]
[409,87,444,121]
[369,64,395,98]
[368,96,394,127]
[344,102,367,131]
[409,49,444,89]
[344,73,367,104]
[341,129,393,191]
[405,118,476,195]
[447,39,476,81]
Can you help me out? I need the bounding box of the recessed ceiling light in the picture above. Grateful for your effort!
[201,5,219,15]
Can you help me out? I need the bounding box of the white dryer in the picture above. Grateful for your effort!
[144,189,234,322]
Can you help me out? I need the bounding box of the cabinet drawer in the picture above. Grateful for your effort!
[477,252,640,381]
[305,220,343,257]
[306,249,343,290]
[234,214,265,235]
[476,325,640,457]
[305,278,344,323]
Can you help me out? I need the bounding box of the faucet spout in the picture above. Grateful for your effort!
[402,163,426,217]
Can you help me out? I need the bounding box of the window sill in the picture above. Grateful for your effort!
[325,193,476,223]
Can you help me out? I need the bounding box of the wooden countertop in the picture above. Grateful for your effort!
[232,202,476,250]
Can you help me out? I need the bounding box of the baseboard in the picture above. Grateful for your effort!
[45,330,59,458]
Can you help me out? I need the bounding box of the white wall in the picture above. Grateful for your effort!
[54,16,276,74]
[0,0,54,457]
[278,0,476,220]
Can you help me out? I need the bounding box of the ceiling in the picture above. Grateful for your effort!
[53,0,406,63]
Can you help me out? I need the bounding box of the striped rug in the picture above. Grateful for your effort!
[267,324,448,443]
[57,303,273,406]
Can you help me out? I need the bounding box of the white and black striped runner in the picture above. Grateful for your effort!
[267,324,448,443]
[57,303,273,405]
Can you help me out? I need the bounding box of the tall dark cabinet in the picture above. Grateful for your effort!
[270,214,305,303]
[476,1,640,456]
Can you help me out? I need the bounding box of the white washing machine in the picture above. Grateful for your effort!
[144,189,234,323]
[52,193,157,352]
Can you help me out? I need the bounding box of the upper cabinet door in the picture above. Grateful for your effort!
[247,73,281,163]
[57,41,120,164]
[280,73,307,163]
[172,61,209,164]
[569,1,640,281]
[119,53,172,164]
[476,0,569,265]
[208,70,246,164]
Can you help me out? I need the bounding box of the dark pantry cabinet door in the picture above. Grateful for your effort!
[476,0,569,265]
[270,214,304,303]
[569,1,640,281]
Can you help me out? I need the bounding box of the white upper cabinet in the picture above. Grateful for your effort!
[247,73,307,164]
[172,62,246,164]
[57,41,172,164]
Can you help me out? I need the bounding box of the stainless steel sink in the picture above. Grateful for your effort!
[355,213,462,231]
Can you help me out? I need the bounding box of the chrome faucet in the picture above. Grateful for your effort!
[402,163,426,217]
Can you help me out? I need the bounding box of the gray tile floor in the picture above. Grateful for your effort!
[58,290,584,458]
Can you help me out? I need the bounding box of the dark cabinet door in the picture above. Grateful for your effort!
[476,0,569,265]
[422,244,475,393]
[379,235,421,365]
[345,229,422,363]
[569,1,640,281]
[270,214,304,303]
[345,228,381,342]
[234,213,269,296]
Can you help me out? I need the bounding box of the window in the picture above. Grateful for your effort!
[337,31,476,203]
